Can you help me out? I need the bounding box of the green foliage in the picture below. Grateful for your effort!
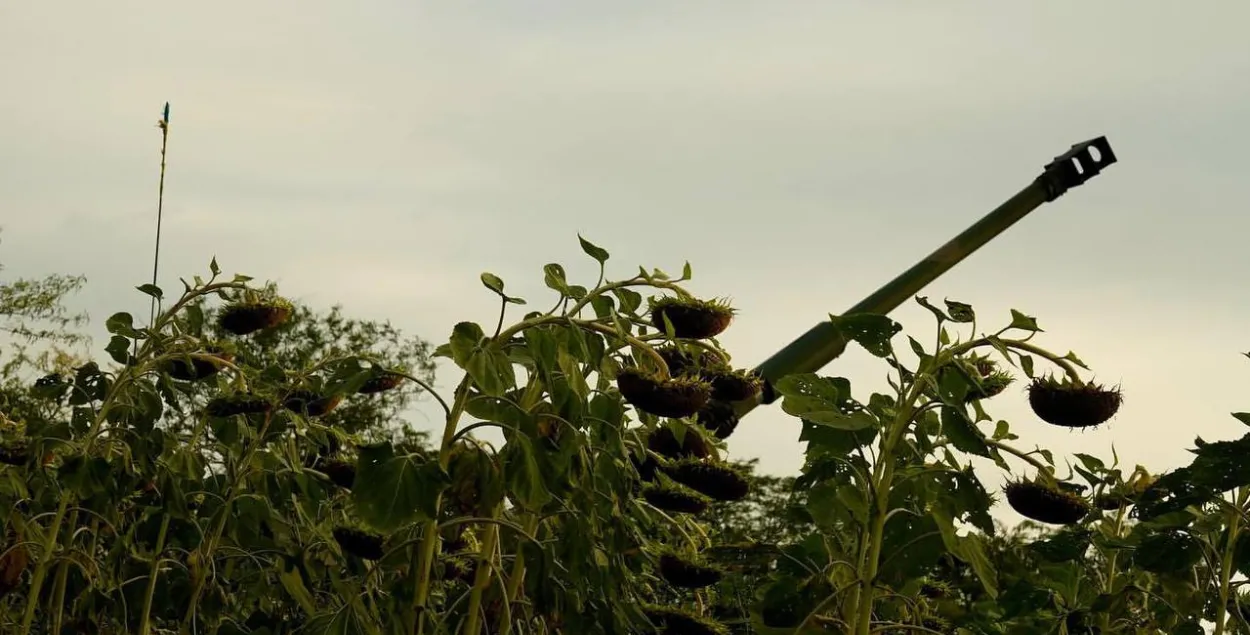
[6,235,1250,635]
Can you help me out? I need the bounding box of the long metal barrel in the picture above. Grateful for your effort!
[740,136,1118,417]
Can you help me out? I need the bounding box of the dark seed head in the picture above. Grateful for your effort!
[662,459,751,502]
[163,351,232,382]
[357,372,405,395]
[648,297,736,340]
[919,578,953,599]
[441,556,477,583]
[311,456,356,489]
[642,484,710,515]
[655,345,728,377]
[1094,492,1128,511]
[961,356,1015,402]
[205,394,272,418]
[283,390,343,417]
[708,371,762,403]
[617,369,711,418]
[1028,375,1123,428]
[332,526,385,560]
[696,401,740,439]
[657,553,724,589]
[1004,480,1092,525]
[647,425,711,460]
[218,301,293,336]
[641,604,729,635]
[631,451,663,482]
[0,441,29,467]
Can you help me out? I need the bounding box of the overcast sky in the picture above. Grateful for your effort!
[3,3,1250,523]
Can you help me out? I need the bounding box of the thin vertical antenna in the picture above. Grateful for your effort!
[149,102,171,326]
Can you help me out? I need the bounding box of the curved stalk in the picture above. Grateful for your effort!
[46,510,78,635]
[138,515,172,635]
[848,380,929,635]
[19,495,71,634]
[984,439,1051,474]
[1215,486,1250,635]
[1096,504,1128,632]
[500,515,541,635]
[410,376,472,635]
[179,408,278,633]
[462,521,501,635]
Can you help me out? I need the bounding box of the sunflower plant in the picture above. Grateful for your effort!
[756,297,1126,635]
[0,237,779,635]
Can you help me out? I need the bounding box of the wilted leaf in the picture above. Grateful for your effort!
[351,443,448,532]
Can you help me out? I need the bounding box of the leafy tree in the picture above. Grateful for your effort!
[0,246,90,426]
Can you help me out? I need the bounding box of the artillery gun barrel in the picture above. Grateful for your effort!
[741,136,1118,417]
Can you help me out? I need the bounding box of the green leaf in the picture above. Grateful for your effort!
[612,288,643,315]
[589,295,615,319]
[481,272,506,295]
[930,508,998,598]
[209,256,221,276]
[936,365,970,404]
[992,420,1018,441]
[136,283,163,300]
[577,234,610,264]
[480,272,525,305]
[1018,354,1035,378]
[827,313,901,358]
[466,344,515,397]
[209,411,247,450]
[944,299,975,323]
[941,406,989,457]
[105,335,133,365]
[1073,453,1105,473]
[448,322,485,368]
[681,261,692,279]
[465,394,533,431]
[803,482,855,527]
[1062,350,1089,369]
[557,349,589,400]
[907,336,928,359]
[1029,528,1092,563]
[58,455,112,498]
[915,296,949,322]
[1007,309,1042,332]
[500,435,551,509]
[543,263,569,294]
[351,442,448,532]
[278,559,318,616]
[105,312,140,337]
[775,374,877,431]
[1234,412,1250,427]
[184,304,205,335]
[798,422,878,457]
[878,514,946,585]
[1173,621,1205,635]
